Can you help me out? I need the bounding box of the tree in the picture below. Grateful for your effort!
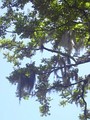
[0,0,90,119]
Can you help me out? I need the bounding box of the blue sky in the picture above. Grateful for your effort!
[0,1,90,120]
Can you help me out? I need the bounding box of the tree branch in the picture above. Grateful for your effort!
[81,81,87,120]
[48,74,90,92]
[42,45,76,63]
[48,56,90,73]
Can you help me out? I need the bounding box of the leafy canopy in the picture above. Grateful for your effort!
[0,0,90,119]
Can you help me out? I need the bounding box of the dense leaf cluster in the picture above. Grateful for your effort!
[0,0,90,119]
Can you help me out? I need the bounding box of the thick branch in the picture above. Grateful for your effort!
[49,56,90,74]
[43,45,76,63]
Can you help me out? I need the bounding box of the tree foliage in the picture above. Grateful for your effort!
[0,0,90,119]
